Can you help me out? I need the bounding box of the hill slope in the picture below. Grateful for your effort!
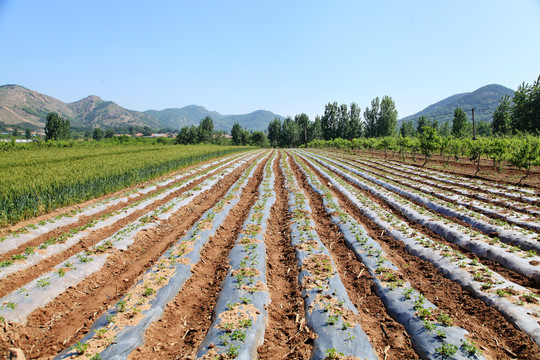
[399,84,515,126]
[0,85,283,131]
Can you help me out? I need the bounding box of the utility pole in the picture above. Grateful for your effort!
[472,108,476,140]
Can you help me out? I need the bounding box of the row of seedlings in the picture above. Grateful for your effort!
[328,152,540,229]
[196,151,277,359]
[0,151,263,323]
[280,151,377,360]
[355,156,540,218]
[291,152,484,359]
[293,150,540,347]
[317,150,540,241]
[385,159,539,202]
[0,151,250,255]
[54,151,269,360]
[301,151,540,283]
[0,152,256,280]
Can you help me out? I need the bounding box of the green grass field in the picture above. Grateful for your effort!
[0,144,252,226]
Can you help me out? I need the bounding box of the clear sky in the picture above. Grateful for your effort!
[1,0,539,121]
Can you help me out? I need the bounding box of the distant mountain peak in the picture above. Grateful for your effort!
[399,84,515,126]
[0,84,283,131]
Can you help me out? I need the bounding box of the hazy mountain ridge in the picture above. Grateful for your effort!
[0,85,283,131]
[399,84,515,126]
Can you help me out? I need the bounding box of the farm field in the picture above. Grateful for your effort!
[0,148,539,359]
[0,144,252,227]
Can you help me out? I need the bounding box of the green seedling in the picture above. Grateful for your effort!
[436,343,458,357]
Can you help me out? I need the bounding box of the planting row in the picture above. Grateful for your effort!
[294,149,540,347]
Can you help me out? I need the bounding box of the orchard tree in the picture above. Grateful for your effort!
[45,112,71,141]
[451,107,468,138]
[419,126,441,166]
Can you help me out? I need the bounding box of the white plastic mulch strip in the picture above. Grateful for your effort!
[386,159,540,202]
[302,151,540,284]
[294,150,540,347]
[53,151,268,360]
[196,151,277,360]
[292,152,485,360]
[358,157,540,218]
[281,151,377,360]
[320,151,540,241]
[0,151,261,324]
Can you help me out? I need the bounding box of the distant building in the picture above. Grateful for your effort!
[151,133,168,138]
[135,133,144,137]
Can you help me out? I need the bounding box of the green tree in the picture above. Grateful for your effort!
[337,103,349,139]
[377,95,398,137]
[467,138,488,177]
[176,125,198,144]
[400,120,414,137]
[93,128,104,141]
[295,113,310,148]
[511,75,540,134]
[309,115,322,143]
[363,97,379,138]
[440,121,451,137]
[142,126,152,137]
[105,128,115,138]
[510,135,540,184]
[451,107,468,138]
[322,102,338,140]
[280,116,299,147]
[45,112,71,141]
[231,122,246,145]
[416,116,428,135]
[419,126,441,166]
[492,95,512,136]
[198,116,214,143]
[250,131,269,147]
[348,102,362,139]
[25,128,32,139]
[267,118,282,147]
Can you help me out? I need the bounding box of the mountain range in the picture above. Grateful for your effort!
[0,85,283,132]
[398,84,514,127]
[0,83,516,133]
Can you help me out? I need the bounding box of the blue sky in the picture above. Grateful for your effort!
[1,0,539,121]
